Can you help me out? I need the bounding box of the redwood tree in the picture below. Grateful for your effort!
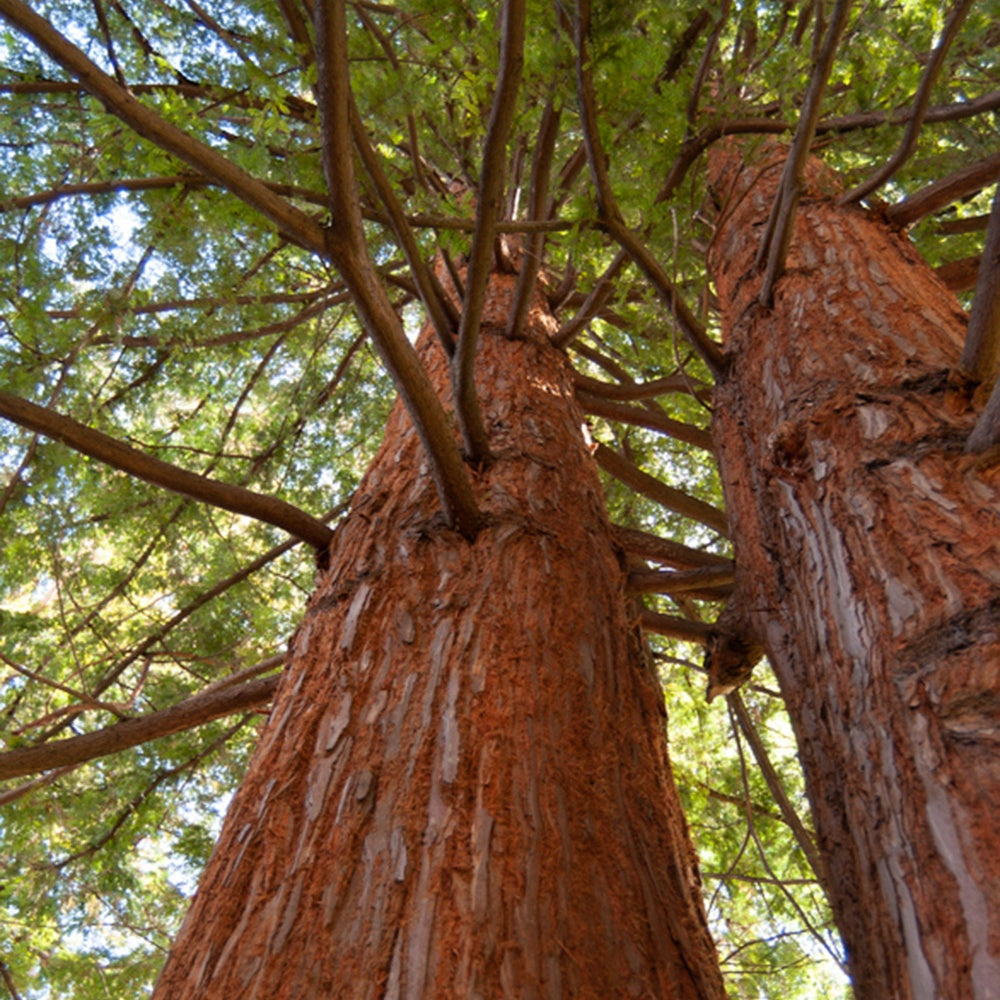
[709,141,1000,998]
[1,1,998,997]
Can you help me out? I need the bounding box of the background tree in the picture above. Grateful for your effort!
[1,0,997,996]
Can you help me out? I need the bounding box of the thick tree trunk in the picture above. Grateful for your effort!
[709,143,1000,999]
[152,273,725,997]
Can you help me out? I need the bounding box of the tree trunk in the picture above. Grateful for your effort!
[709,142,1000,999]
[152,272,725,998]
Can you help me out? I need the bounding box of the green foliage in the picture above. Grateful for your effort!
[1,0,994,995]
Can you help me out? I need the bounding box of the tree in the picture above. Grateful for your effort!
[709,140,1000,998]
[0,1,997,996]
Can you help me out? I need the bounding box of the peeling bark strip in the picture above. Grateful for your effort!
[709,141,1000,999]
[153,274,725,998]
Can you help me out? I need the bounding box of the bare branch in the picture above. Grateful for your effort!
[614,525,732,570]
[453,0,526,462]
[728,692,827,886]
[627,565,734,598]
[594,443,729,536]
[577,390,715,452]
[841,0,975,206]
[276,0,314,64]
[507,98,561,339]
[639,609,713,645]
[886,150,1000,228]
[0,675,279,781]
[756,0,852,305]
[313,0,481,537]
[819,89,1000,133]
[350,95,458,353]
[961,182,1000,383]
[0,391,335,548]
[553,249,629,348]
[573,370,709,401]
[966,376,1000,452]
[602,217,726,377]
[936,255,981,293]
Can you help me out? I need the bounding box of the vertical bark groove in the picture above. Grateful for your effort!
[153,273,724,998]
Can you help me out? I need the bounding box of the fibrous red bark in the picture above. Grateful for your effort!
[153,272,725,997]
[709,142,1000,999]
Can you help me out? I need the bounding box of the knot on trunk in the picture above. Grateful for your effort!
[704,597,764,702]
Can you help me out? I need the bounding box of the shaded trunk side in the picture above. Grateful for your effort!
[152,274,725,998]
[709,144,1000,999]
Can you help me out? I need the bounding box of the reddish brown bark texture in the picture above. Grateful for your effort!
[709,143,1000,999]
[153,274,724,997]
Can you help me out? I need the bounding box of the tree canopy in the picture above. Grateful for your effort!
[1,0,998,995]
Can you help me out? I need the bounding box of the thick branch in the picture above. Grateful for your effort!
[966,376,1000,452]
[886,150,1000,228]
[0,675,279,781]
[0,392,334,548]
[577,390,715,452]
[594,443,729,536]
[614,525,731,570]
[573,370,709,401]
[313,0,481,537]
[936,256,981,293]
[627,565,734,598]
[639,609,713,645]
[453,0,526,462]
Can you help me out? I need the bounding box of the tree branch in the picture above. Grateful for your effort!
[350,94,458,353]
[0,0,327,252]
[569,1,724,378]
[573,370,709,402]
[312,0,481,538]
[577,390,715,452]
[639,609,713,645]
[961,182,1000,383]
[840,0,975,206]
[966,375,1000,452]
[603,218,727,377]
[0,391,335,548]
[507,97,560,339]
[452,0,526,462]
[886,150,1000,228]
[0,674,279,781]
[727,691,827,887]
[553,248,629,347]
[756,0,852,305]
[627,565,734,599]
[594,443,729,536]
